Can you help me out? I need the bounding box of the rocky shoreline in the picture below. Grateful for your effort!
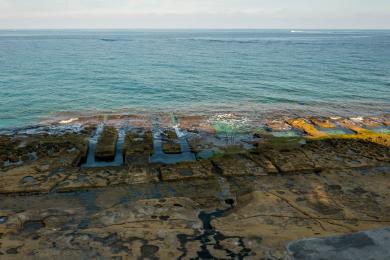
[0,113,389,259]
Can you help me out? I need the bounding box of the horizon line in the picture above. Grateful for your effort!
[1,27,390,30]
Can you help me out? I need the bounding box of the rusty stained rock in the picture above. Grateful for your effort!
[287,118,328,138]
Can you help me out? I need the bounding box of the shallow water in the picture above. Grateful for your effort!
[1,29,390,129]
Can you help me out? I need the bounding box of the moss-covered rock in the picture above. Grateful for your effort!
[123,130,153,166]
[95,126,118,161]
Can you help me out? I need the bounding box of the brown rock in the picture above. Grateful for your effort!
[162,142,181,154]
[178,115,216,133]
[265,119,291,131]
[309,117,336,128]
[246,153,279,174]
[361,117,382,128]
[160,161,214,181]
[213,154,267,176]
[95,126,118,161]
[163,129,178,140]
[124,131,153,166]
[266,149,315,174]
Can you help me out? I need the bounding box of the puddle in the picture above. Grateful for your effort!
[0,216,8,224]
[28,152,38,161]
[317,126,355,135]
[77,190,100,229]
[196,150,215,160]
[21,176,37,185]
[177,202,251,259]
[81,123,126,168]
[47,168,65,179]
[23,220,45,233]
[271,130,302,137]
[150,117,196,164]
[3,159,24,167]
[369,127,390,134]
[141,244,159,258]
[176,163,250,259]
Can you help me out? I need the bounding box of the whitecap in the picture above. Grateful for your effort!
[59,118,79,124]
[350,117,363,122]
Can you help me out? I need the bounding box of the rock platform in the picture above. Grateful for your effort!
[0,113,389,259]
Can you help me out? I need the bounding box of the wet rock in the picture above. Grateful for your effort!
[336,118,367,133]
[162,142,181,154]
[6,247,19,254]
[361,117,383,128]
[178,115,216,133]
[309,117,336,128]
[213,154,267,176]
[23,220,45,233]
[55,170,110,192]
[266,148,315,174]
[286,228,390,260]
[160,161,214,181]
[122,167,160,185]
[265,119,291,131]
[0,216,8,224]
[306,186,344,216]
[95,126,118,161]
[0,164,67,194]
[161,129,182,154]
[141,244,159,258]
[163,129,178,140]
[123,130,153,166]
[246,153,279,174]
[287,118,328,138]
[334,119,390,147]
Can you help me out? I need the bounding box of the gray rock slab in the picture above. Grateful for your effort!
[286,227,390,260]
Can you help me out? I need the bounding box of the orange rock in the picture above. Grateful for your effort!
[309,117,336,129]
[336,119,367,134]
[287,118,328,138]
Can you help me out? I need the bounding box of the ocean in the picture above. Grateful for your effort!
[0,29,389,129]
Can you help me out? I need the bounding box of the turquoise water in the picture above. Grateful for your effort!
[1,29,390,129]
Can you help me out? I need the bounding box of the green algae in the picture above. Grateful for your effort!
[370,127,390,134]
[319,129,349,135]
[271,131,301,137]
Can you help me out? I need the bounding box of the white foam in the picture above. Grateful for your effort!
[59,117,79,124]
[350,117,363,122]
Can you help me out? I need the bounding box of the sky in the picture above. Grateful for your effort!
[0,0,389,29]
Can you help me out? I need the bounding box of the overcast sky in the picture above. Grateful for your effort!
[0,0,389,29]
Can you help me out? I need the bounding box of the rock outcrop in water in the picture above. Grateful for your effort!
[0,113,389,259]
[95,126,118,161]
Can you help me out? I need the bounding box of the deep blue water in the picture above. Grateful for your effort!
[0,29,389,129]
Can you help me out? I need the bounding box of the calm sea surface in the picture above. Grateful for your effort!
[0,29,389,129]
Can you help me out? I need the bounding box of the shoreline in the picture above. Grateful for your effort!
[2,100,390,131]
[1,109,389,135]
[0,111,389,258]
